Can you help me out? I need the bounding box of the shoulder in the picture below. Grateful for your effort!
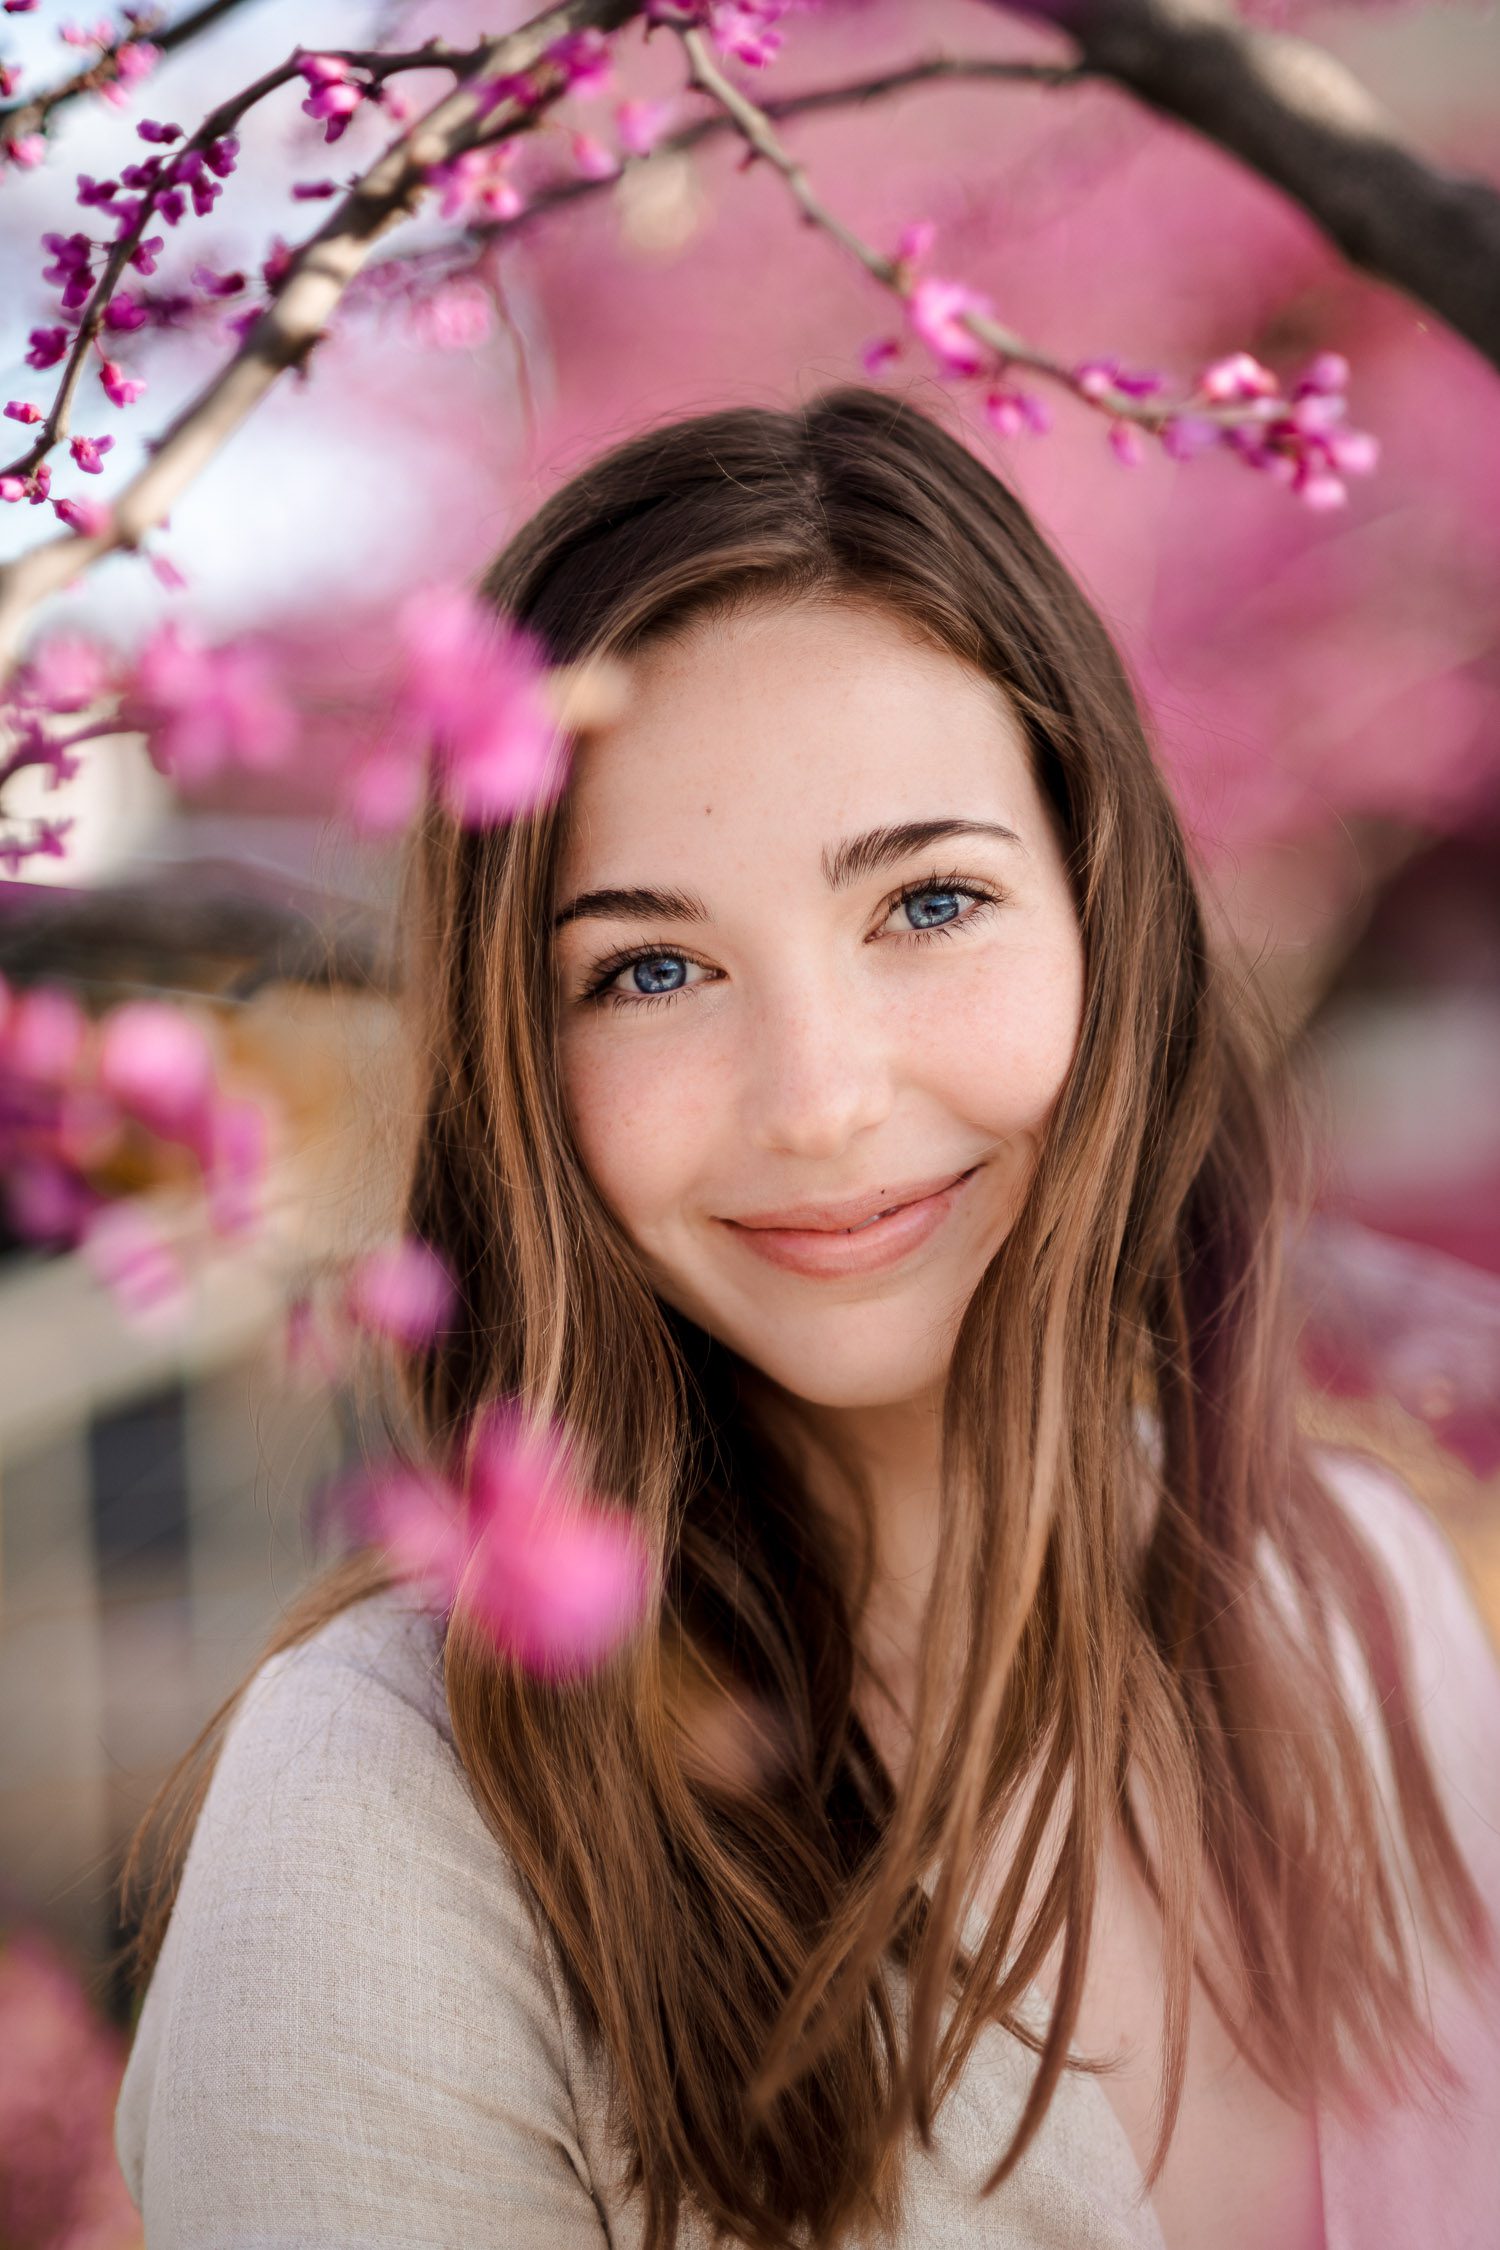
[116,1585,608,2244]
[1305,1442,1500,1857]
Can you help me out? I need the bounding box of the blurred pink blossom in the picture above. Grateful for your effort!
[1,985,88,1085]
[345,1235,457,1348]
[907,277,992,377]
[126,620,296,783]
[81,1196,191,1326]
[96,998,215,1143]
[0,1928,141,2250]
[392,584,561,826]
[364,1400,652,1676]
[615,97,676,157]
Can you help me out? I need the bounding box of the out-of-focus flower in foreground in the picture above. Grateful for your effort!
[353,1399,653,1679]
[0,1926,141,2249]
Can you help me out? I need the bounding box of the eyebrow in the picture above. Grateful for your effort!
[550,817,1026,932]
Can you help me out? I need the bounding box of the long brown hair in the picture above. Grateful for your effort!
[122,384,1493,2250]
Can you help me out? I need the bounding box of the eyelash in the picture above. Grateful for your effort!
[578,868,1007,1013]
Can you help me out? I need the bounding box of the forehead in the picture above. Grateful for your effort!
[554,599,1036,885]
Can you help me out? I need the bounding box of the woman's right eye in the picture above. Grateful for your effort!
[584,951,714,1010]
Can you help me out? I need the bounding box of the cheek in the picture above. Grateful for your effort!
[901,926,1085,1133]
[558,1025,728,1237]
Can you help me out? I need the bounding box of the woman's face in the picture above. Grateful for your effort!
[551,598,1086,1413]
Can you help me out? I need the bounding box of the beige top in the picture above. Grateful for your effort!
[116,1446,1500,2247]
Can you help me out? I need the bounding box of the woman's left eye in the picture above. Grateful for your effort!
[884,876,1003,940]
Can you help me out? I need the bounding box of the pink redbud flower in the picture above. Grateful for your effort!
[298,53,351,88]
[570,129,619,180]
[4,0,41,8]
[190,263,245,297]
[1198,350,1279,403]
[907,276,993,377]
[291,177,339,199]
[75,172,119,207]
[97,998,216,1142]
[1074,357,1119,400]
[860,336,902,376]
[408,279,495,351]
[1298,350,1349,395]
[1328,427,1378,476]
[4,400,43,423]
[5,133,47,167]
[201,1093,268,1236]
[1294,468,1348,510]
[983,385,1049,439]
[2,985,87,1083]
[345,1236,457,1349]
[149,550,187,591]
[368,1402,652,1677]
[82,1199,190,1327]
[127,621,296,783]
[128,234,164,275]
[205,134,239,176]
[706,0,786,68]
[20,633,109,712]
[1159,413,1219,462]
[548,26,614,97]
[0,63,16,97]
[0,477,26,502]
[425,144,524,224]
[69,432,113,473]
[1109,421,1145,467]
[115,39,160,84]
[136,118,181,142]
[99,358,146,406]
[346,745,422,833]
[895,218,936,267]
[53,496,112,535]
[615,97,676,157]
[103,291,146,331]
[26,327,69,369]
[394,585,561,827]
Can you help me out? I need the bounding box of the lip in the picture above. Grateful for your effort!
[719,1164,981,1280]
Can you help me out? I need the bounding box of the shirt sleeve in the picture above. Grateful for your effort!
[1314,1443,1500,1906]
[114,1605,610,2249]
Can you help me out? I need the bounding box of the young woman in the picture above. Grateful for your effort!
[114,387,1500,2250]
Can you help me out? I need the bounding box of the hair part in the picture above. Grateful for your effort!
[121,385,1493,2250]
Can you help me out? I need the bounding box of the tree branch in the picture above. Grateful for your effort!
[674,25,1304,437]
[0,0,268,149]
[992,0,1500,370]
[0,0,645,673]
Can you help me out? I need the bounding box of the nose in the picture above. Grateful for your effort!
[741,976,895,1162]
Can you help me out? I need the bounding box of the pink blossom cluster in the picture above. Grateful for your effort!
[862,223,1378,506]
[645,0,794,68]
[0,975,271,1323]
[349,583,562,833]
[323,1393,652,1678]
[122,618,296,784]
[0,1928,141,2250]
[0,111,241,534]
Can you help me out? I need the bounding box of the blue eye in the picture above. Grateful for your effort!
[627,956,688,996]
[902,887,964,930]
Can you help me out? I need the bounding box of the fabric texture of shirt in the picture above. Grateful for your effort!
[115,1444,1500,2247]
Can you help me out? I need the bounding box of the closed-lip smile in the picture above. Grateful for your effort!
[717,1164,982,1280]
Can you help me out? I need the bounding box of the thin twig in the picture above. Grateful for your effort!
[991,0,1500,372]
[0,37,487,486]
[674,25,1247,433]
[1,0,263,147]
[0,0,646,673]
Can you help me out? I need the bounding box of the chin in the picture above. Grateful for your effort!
[726,1323,958,1414]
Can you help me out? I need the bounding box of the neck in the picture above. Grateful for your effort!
[759,1383,950,1782]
